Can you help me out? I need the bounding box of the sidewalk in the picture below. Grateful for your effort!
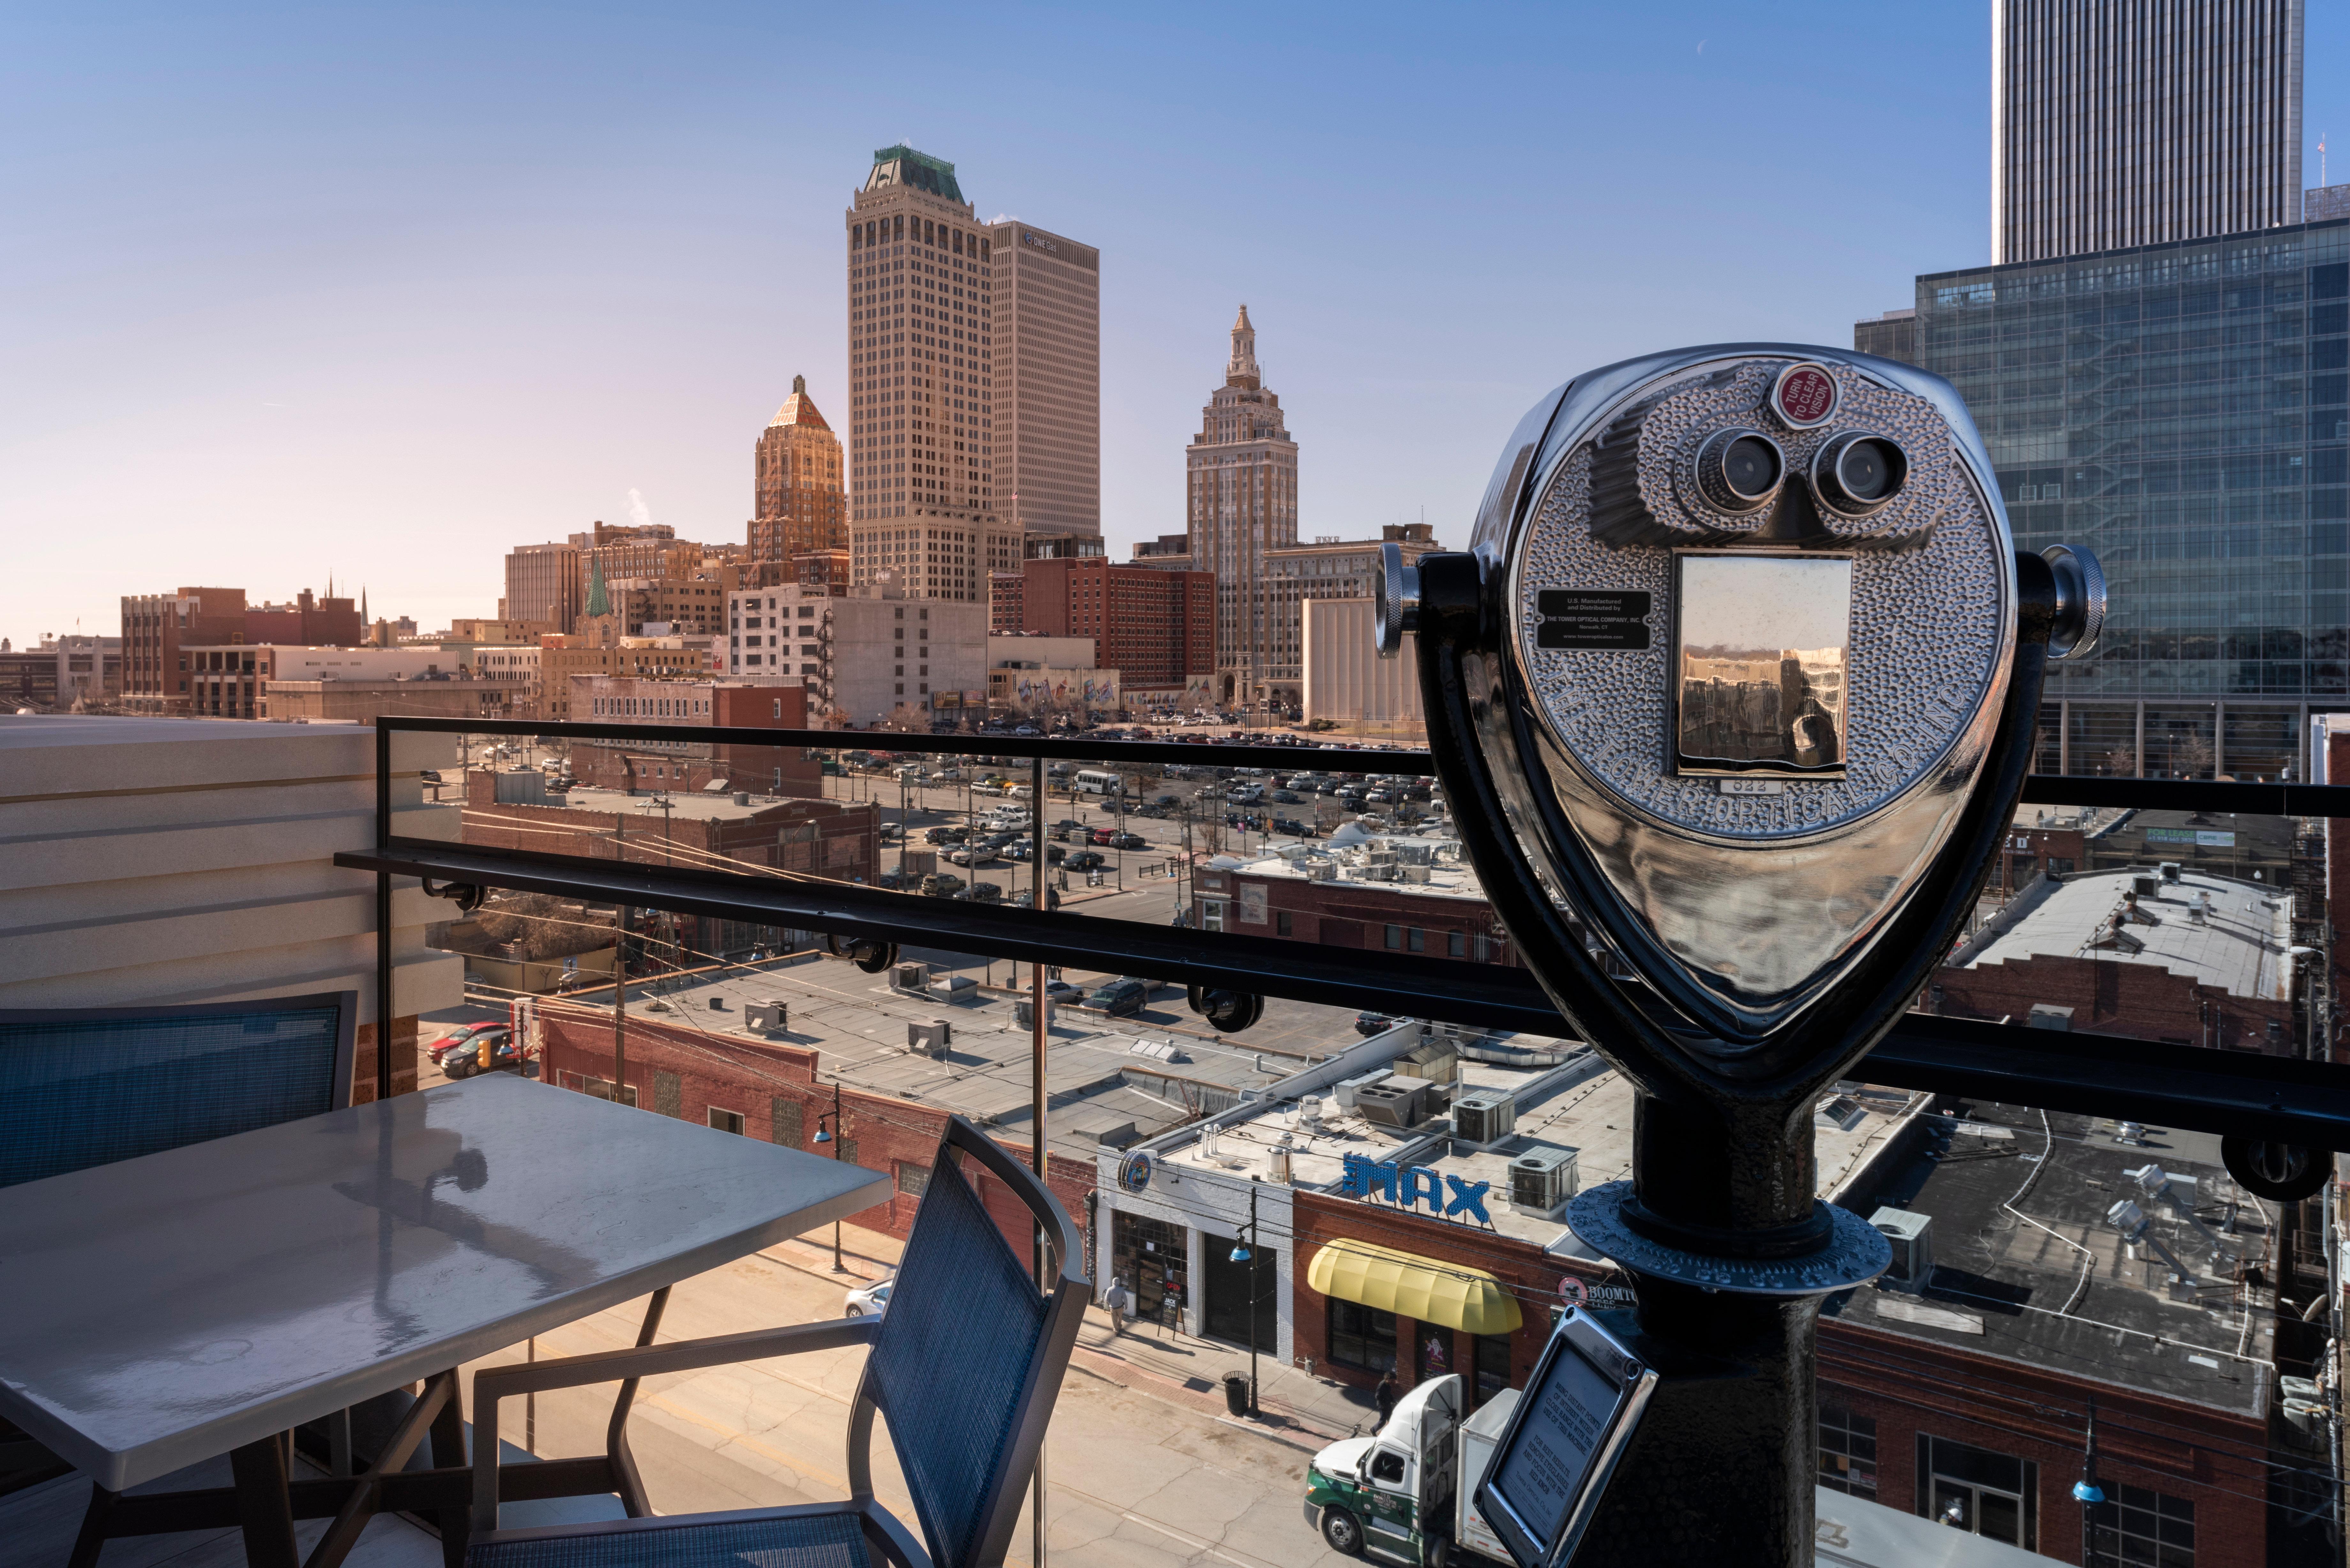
[759,1220,1380,1453]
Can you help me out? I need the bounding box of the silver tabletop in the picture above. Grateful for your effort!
[0,1074,890,1491]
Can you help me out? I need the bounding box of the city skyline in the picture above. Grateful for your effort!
[5,2,2346,645]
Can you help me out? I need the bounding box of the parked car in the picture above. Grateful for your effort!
[1088,978,1149,1017]
[1042,978,1086,1004]
[919,873,966,898]
[1274,818,1316,837]
[947,845,999,867]
[440,1027,514,1078]
[426,1021,497,1067]
[1108,831,1147,850]
[958,883,1004,903]
[1270,789,1303,804]
[876,869,909,890]
[1090,827,1115,846]
[844,1276,894,1318]
[1064,850,1105,871]
[1354,1012,1398,1037]
[1011,887,1063,911]
[924,825,971,845]
[877,823,906,842]
[1365,789,1395,805]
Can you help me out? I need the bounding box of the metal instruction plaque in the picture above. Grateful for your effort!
[1672,553,1851,779]
[1536,589,1651,651]
[1474,1308,1658,1568]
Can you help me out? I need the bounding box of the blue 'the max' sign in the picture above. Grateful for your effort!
[1341,1152,1492,1225]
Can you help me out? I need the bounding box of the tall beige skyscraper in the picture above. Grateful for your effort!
[982,218,1099,541]
[842,145,1098,548]
[1184,306,1298,709]
[1993,0,2303,263]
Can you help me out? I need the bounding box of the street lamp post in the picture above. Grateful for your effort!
[811,1079,848,1274]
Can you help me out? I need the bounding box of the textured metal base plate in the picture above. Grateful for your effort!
[1567,1180,1892,1296]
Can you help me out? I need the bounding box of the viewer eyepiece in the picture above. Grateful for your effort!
[1693,427,1785,513]
[1812,433,1908,515]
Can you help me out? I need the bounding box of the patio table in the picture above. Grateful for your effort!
[0,1073,889,1568]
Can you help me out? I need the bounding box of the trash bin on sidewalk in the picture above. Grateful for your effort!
[1222,1372,1250,1417]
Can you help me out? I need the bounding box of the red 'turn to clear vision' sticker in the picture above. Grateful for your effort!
[1772,363,1839,428]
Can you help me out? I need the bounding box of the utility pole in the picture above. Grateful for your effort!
[1247,1181,1262,1415]
[613,811,628,1105]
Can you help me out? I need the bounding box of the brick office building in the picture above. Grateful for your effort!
[1932,866,2295,1050]
[534,1010,1092,1251]
[120,584,362,715]
[562,679,827,798]
[1812,1097,2292,1565]
[1193,840,1517,964]
[461,775,875,883]
[1018,556,1214,696]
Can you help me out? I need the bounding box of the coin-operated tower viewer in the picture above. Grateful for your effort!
[1376,346,2104,1567]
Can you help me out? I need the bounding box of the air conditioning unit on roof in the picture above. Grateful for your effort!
[1508,1147,1577,1218]
[1452,1091,1518,1150]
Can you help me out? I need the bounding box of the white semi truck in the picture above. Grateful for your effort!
[1305,1375,2046,1567]
[1303,1375,1516,1567]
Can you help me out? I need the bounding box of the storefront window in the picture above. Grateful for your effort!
[1112,1210,1188,1329]
[1917,1434,2036,1549]
[1473,1334,1511,1406]
[1818,1402,1877,1497]
[1416,1321,1453,1383]
[1203,1233,1277,1352]
[1327,1298,1396,1375]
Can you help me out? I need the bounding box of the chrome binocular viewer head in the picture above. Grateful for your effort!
[1384,345,2102,1121]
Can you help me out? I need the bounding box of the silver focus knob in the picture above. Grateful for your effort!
[1374,540,1420,659]
[2042,544,2106,661]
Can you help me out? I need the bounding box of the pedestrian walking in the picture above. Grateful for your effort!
[1375,1369,1400,1429]
[1104,1276,1132,1335]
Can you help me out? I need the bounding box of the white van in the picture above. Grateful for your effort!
[1072,769,1127,797]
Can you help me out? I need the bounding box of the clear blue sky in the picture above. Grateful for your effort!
[4,3,2342,644]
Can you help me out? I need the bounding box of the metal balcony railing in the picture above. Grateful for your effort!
[336,717,2350,1157]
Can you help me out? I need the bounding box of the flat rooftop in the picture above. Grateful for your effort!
[1151,1029,1916,1252]
[1955,865,2293,1000]
[1218,833,1485,904]
[618,959,1293,1166]
[1821,1102,2276,1416]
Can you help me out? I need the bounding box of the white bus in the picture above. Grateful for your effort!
[1071,769,1130,798]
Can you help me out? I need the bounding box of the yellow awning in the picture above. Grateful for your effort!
[1306,1237,1523,1337]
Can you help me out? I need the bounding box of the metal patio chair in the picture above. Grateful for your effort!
[0,991,356,1190]
[463,1112,1088,1568]
[0,992,356,1506]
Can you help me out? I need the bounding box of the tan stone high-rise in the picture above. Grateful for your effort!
[747,375,845,563]
[1185,306,1298,708]
[843,145,1098,546]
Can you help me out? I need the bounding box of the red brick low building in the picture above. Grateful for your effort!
[535,1009,1092,1251]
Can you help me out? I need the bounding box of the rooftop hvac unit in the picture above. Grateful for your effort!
[1508,1147,1578,1219]
[1354,1079,1430,1129]
[2132,874,2161,897]
[744,1000,788,1034]
[1306,861,1339,881]
[2158,862,2182,882]
[1334,1069,1393,1109]
[1401,865,1433,884]
[2027,1004,2074,1031]
[1452,1091,1519,1150]
[906,1019,952,1058]
[1869,1207,1934,1291]
[892,961,928,993]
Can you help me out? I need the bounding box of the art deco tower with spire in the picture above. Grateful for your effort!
[1185,305,1298,709]
[748,374,847,564]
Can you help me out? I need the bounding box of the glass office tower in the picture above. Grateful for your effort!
[1913,217,2349,780]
